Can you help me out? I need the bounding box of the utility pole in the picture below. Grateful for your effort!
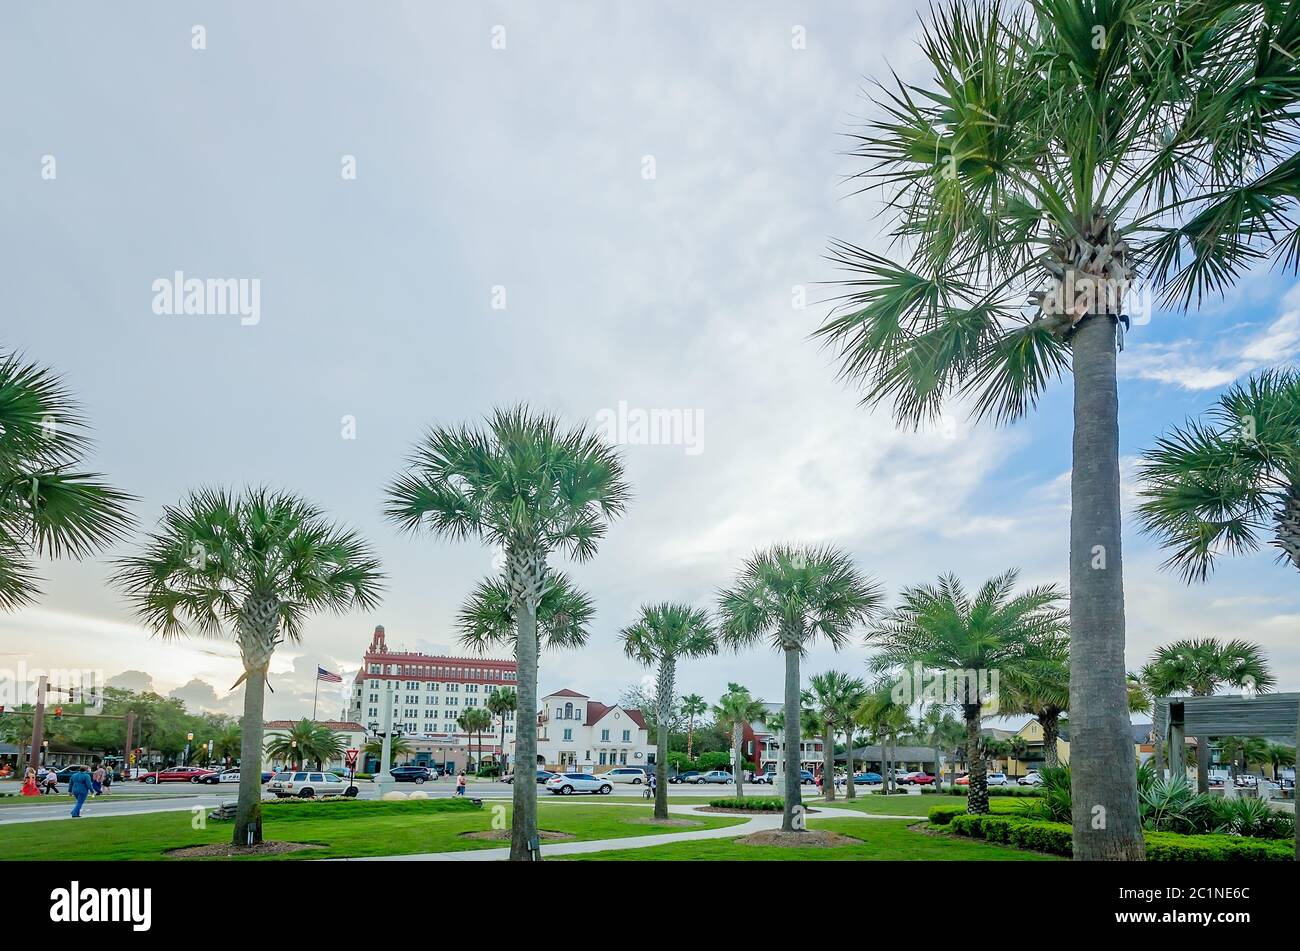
[24,675,48,777]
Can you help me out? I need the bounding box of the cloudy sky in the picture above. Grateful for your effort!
[2,1,1298,725]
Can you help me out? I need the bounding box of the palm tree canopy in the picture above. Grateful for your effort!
[456,571,596,653]
[384,405,630,561]
[717,544,884,652]
[679,693,709,720]
[619,602,718,667]
[264,719,345,765]
[1137,369,1300,582]
[0,351,134,610]
[713,686,767,735]
[868,569,1068,708]
[112,487,385,643]
[816,0,1300,426]
[807,670,868,730]
[1142,637,1276,697]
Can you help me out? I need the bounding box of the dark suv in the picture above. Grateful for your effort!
[389,765,432,784]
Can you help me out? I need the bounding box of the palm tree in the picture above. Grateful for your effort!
[831,675,868,800]
[364,735,413,766]
[1138,369,1300,582]
[805,671,866,802]
[816,1,1299,861]
[999,633,1071,769]
[868,570,1066,815]
[719,545,882,830]
[680,693,709,761]
[856,685,912,795]
[457,571,596,776]
[265,719,345,770]
[457,709,492,772]
[0,351,133,611]
[713,685,765,800]
[486,687,517,774]
[919,704,965,787]
[112,488,383,846]
[1142,637,1275,793]
[1266,743,1296,782]
[386,406,628,860]
[211,723,242,767]
[619,602,718,819]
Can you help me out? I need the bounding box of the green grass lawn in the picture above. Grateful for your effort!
[561,818,1062,861]
[0,799,746,860]
[812,795,1029,817]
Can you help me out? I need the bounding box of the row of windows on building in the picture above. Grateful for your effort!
[552,728,632,743]
[367,663,516,682]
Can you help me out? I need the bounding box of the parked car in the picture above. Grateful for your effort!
[854,771,883,784]
[389,765,432,784]
[138,765,216,784]
[603,767,649,784]
[199,769,241,784]
[668,770,700,784]
[1018,771,1044,786]
[268,770,357,798]
[503,769,554,784]
[900,772,935,785]
[955,773,969,785]
[986,772,1009,786]
[694,770,735,784]
[545,772,613,795]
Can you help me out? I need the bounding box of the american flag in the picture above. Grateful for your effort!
[317,666,342,683]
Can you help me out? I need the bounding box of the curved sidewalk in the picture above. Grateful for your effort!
[340,798,917,861]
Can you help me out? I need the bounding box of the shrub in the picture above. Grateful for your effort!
[946,811,1294,861]
[708,796,785,811]
[1207,796,1293,839]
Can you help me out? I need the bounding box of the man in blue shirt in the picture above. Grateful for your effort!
[69,766,94,817]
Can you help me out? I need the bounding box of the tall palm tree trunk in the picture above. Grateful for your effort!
[1042,714,1060,769]
[845,731,857,800]
[686,715,696,761]
[964,709,988,815]
[782,645,801,831]
[510,600,539,860]
[732,723,746,799]
[822,720,836,801]
[1068,313,1144,860]
[654,657,674,820]
[232,600,277,848]
[233,666,266,846]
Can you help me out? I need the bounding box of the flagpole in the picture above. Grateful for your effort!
[312,675,319,723]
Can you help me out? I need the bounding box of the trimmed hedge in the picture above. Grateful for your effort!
[941,811,1293,860]
[708,796,785,811]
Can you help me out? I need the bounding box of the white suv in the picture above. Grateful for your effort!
[268,771,356,799]
[602,767,648,784]
[545,772,613,795]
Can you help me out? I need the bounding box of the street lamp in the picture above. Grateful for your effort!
[290,739,297,769]
[183,732,193,767]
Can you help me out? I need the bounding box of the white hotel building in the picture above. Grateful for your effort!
[535,688,653,773]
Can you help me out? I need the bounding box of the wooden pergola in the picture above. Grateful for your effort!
[1153,693,1299,861]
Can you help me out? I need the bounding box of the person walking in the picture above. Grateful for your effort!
[455,770,466,796]
[42,768,58,795]
[101,766,113,795]
[91,764,106,797]
[21,767,39,797]
[69,766,93,817]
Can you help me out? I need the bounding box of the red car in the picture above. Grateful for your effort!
[138,766,216,784]
[955,773,970,786]
[903,772,936,785]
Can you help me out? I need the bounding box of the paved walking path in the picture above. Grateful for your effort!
[339,798,918,861]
